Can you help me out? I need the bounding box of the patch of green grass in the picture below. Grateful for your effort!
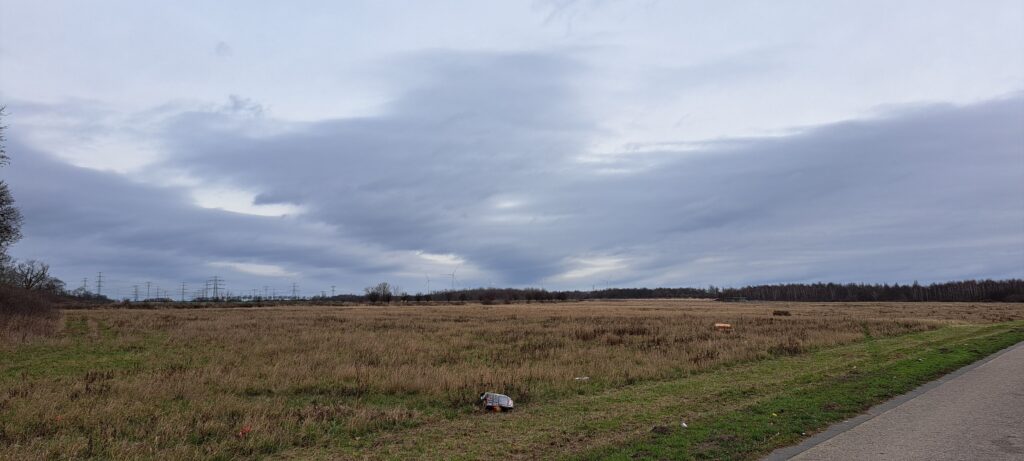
[0,315,167,380]
[582,323,1024,461]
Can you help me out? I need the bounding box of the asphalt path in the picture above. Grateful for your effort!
[764,341,1024,460]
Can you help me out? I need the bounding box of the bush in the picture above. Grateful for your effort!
[772,310,792,316]
[0,284,60,341]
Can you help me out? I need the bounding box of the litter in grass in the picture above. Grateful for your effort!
[715,323,733,332]
[574,376,590,381]
[479,392,514,412]
[680,420,688,428]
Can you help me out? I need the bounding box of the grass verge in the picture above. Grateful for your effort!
[578,322,1024,461]
[324,322,1024,460]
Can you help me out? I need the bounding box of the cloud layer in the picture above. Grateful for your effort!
[4,49,1023,298]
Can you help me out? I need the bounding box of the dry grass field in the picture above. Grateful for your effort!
[1,300,1022,460]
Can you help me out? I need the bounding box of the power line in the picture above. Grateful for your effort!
[440,266,459,291]
[210,276,223,299]
[95,272,103,296]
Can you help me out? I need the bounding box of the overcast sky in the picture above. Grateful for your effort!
[1,1,1022,298]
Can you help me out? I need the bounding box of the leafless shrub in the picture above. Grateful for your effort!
[0,284,60,341]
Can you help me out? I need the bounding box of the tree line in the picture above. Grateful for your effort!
[359,279,1024,304]
[712,279,1024,302]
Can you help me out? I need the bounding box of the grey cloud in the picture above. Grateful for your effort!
[4,139,409,297]
[5,51,1023,293]
[155,52,593,275]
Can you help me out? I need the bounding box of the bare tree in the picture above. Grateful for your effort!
[0,106,22,255]
[11,260,53,291]
[0,105,7,166]
[0,182,21,252]
[364,282,393,303]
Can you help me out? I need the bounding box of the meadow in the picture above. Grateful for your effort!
[1,300,1022,460]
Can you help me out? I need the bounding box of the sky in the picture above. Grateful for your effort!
[1,0,1022,298]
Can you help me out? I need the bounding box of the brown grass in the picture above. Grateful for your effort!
[0,285,61,342]
[0,300,1021,459]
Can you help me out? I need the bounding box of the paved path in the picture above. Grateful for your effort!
[765,342,1024,461]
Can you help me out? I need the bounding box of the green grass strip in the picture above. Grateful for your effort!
[584,323,1024,461]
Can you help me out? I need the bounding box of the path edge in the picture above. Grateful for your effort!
[760,339,1024,461]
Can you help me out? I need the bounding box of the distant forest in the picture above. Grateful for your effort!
[30,278,1024,306]
[709,279,1024,302]
[380,279,1024,303]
